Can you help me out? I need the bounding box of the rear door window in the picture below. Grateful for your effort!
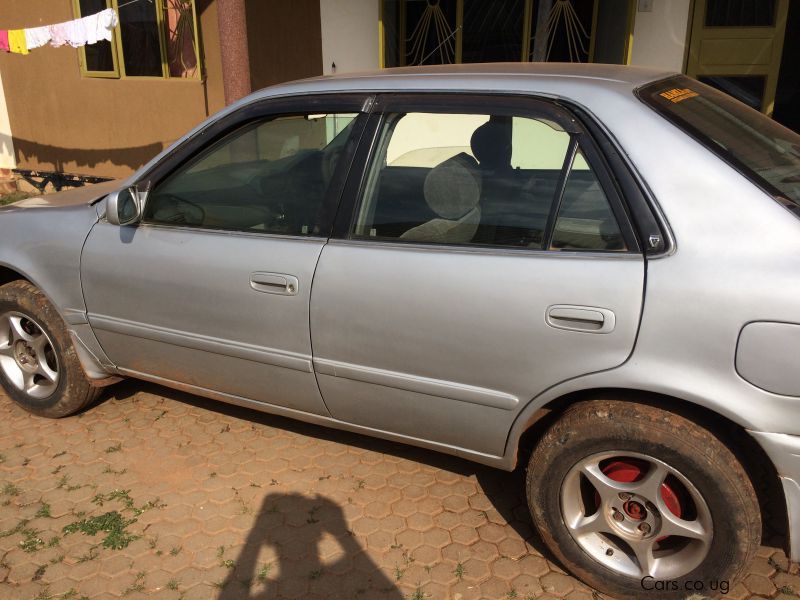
[352,108,628,251]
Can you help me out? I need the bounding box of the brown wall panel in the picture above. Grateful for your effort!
[246,0,323,92]
[0,0,226,178]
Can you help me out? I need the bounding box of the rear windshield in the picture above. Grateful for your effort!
[638,75,800,211]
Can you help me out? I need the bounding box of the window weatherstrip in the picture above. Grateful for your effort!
[543,137,579,250]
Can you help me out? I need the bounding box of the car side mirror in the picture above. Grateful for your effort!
[106,187,141,226]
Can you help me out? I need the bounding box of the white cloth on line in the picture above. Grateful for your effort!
[49,8,117,49]
[24,26,52,50]
[84,8,118,45]
[50,17,87,48]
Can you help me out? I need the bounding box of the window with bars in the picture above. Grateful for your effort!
[74,0,201,79]
[380,0,635,67]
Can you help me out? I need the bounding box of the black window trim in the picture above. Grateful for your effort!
[130,93,373,238]
[561,100,672,256]
[332,92,641,254]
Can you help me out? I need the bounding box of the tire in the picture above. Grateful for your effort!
[0,280,100,417]
[527,399,760,600]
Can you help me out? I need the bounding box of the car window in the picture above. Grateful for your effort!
[551,148,627,251]
[144,113,358,235]
[352,111,626,251]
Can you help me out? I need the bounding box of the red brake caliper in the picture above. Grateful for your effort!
[598,459,682,541]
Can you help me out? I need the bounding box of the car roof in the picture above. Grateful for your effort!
[253,63,677,99]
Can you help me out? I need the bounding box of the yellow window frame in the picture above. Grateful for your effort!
[73,0,120,78]
[73,0,202,80]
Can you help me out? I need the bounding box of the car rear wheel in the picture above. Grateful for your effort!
[526,399,760,599]
[0,280,100,417]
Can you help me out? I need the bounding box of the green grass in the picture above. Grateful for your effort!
[0,191,32,206]
[63,511,139,549]
[123,571,146,595]
[2,482,20,496]
[19,527,45,553]
[257,563,272,582]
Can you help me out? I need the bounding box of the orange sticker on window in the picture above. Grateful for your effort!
[659,88,699,103]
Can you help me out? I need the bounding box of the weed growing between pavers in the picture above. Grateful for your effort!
[60,489,165,550]
[63,511,138,550]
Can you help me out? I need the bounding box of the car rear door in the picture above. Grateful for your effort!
[309,94,645,457]
[82,95,369,416]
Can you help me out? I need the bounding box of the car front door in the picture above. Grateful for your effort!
[309,94,646,456]
[82,95,369,415]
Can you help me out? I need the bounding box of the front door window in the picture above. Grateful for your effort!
[144,113,358,235]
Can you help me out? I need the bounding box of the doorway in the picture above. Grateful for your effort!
[686,0,789,116]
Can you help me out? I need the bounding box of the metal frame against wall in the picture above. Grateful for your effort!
[74,0,203,80]
[379,0,636,68]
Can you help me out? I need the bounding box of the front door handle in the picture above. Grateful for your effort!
[546,304,616,334]
[250,272,299,295]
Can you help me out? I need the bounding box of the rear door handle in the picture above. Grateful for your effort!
[546,304,616,334]
[250,272,299,295]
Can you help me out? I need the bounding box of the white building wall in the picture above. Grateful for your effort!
[629,0,693,73]
[319,0,380,76]
[0,70,15,169]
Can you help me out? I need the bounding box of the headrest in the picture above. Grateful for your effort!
[423,153,482,220]
[470,121,512,170]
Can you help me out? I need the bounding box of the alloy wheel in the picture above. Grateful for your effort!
[560,450,713,580]
[0,311,60,399]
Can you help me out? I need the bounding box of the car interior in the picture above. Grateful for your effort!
[143,114,357,236]
[142,110,625,252]
[355,114,626,251]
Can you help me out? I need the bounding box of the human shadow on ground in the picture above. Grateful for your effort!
[217,492,403,599]
[103,380,555,558]
[101,379,790,567]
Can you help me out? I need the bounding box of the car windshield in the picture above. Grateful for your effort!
[639,75,800,208]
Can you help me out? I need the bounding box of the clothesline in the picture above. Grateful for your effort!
[0,8,118,56]
[117,0,153,10]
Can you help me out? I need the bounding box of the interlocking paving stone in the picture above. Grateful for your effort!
[0,380,795,599]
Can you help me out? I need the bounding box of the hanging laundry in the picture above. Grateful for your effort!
[2,7,118,54]
[83,8,117,45]
[24,25,51,50]
[8,30,28,55]
[49,17,87,49]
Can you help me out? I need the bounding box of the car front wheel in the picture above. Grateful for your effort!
[526,399,760,599]
[0,280,100,417]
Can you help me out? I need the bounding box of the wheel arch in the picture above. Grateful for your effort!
[0,264,31,287]
[0,262,64,319]
[511,387,787,554]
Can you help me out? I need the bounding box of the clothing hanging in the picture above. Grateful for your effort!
[8,30,28,55]
[1,8,118,55]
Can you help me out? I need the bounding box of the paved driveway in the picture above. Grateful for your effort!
[0,382,795,599]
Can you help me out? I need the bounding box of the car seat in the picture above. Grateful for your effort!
[400,153,482,244]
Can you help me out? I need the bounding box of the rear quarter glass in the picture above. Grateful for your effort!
[637,75,800,212]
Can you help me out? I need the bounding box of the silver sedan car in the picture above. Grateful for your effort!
[1,64,798,598]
